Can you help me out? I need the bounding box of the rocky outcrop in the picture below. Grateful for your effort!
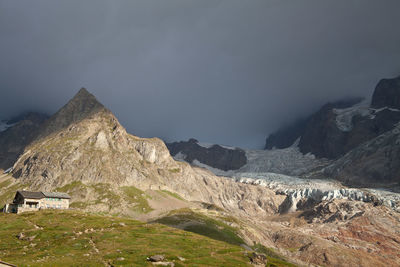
[167,139,247,171]
[371,75,400,109]
[264,118,309,149]
[298,100,358,158]
[322,122,400,187]
[300,199,370,223]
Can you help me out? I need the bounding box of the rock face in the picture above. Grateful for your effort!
[371,75,400,109]
[299,99,400,159]
[322,122,400,187]
[37,87,106,139]
[265,98,367,158]
[0,112,48,169]
[298,100,360,158]
[264,118,308,150]
[167,139,247,171]
[266,75,400,160]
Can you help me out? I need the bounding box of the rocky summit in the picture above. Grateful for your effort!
[1,88,400,267]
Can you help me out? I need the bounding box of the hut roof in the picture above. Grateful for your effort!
[17,191,45,199]
[42,192,71,199]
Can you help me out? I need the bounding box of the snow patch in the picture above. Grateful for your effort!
[173,152,187,162]
[333,99,400,132]
[196,142,213,149]
[197,142,236,150]
[333,100,372,131]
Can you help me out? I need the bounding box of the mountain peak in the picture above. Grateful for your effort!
[71,87,101,104]
[78,87,89,94]
[75,87,93,99]
[38,88,108,138]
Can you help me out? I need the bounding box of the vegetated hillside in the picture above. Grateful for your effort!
[0,210,254,267]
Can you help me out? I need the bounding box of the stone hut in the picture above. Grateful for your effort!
[3,191,71,213]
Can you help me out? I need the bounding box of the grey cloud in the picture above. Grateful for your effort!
[1,0,400,148]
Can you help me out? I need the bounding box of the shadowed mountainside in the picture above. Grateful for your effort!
[167,138,247,171]
[265,75,400,161]
[0,112,48,170]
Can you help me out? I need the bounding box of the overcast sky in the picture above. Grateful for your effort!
[1,0,400,148]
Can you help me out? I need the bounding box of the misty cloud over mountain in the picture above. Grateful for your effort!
[1,0,400,148]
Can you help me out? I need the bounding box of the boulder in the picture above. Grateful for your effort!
[147,255,165,262]
[249,252,267,265]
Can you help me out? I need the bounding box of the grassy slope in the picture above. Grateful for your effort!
[55,181,154,214]
[0,177,295,266]
[252,244,297,267]
[154,209,296,267]
[154,209,245,246]
[0,210,252,267]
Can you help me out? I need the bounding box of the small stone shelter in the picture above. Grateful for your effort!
[3,191,71,213]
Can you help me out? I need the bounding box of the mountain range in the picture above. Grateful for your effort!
[169,75,400,188]
[0,76,400,266]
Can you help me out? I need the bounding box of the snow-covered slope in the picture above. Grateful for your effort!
[182,140,329,177]
[333,99,400,132]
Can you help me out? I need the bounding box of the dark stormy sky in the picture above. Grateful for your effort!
[1,1,400,148]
